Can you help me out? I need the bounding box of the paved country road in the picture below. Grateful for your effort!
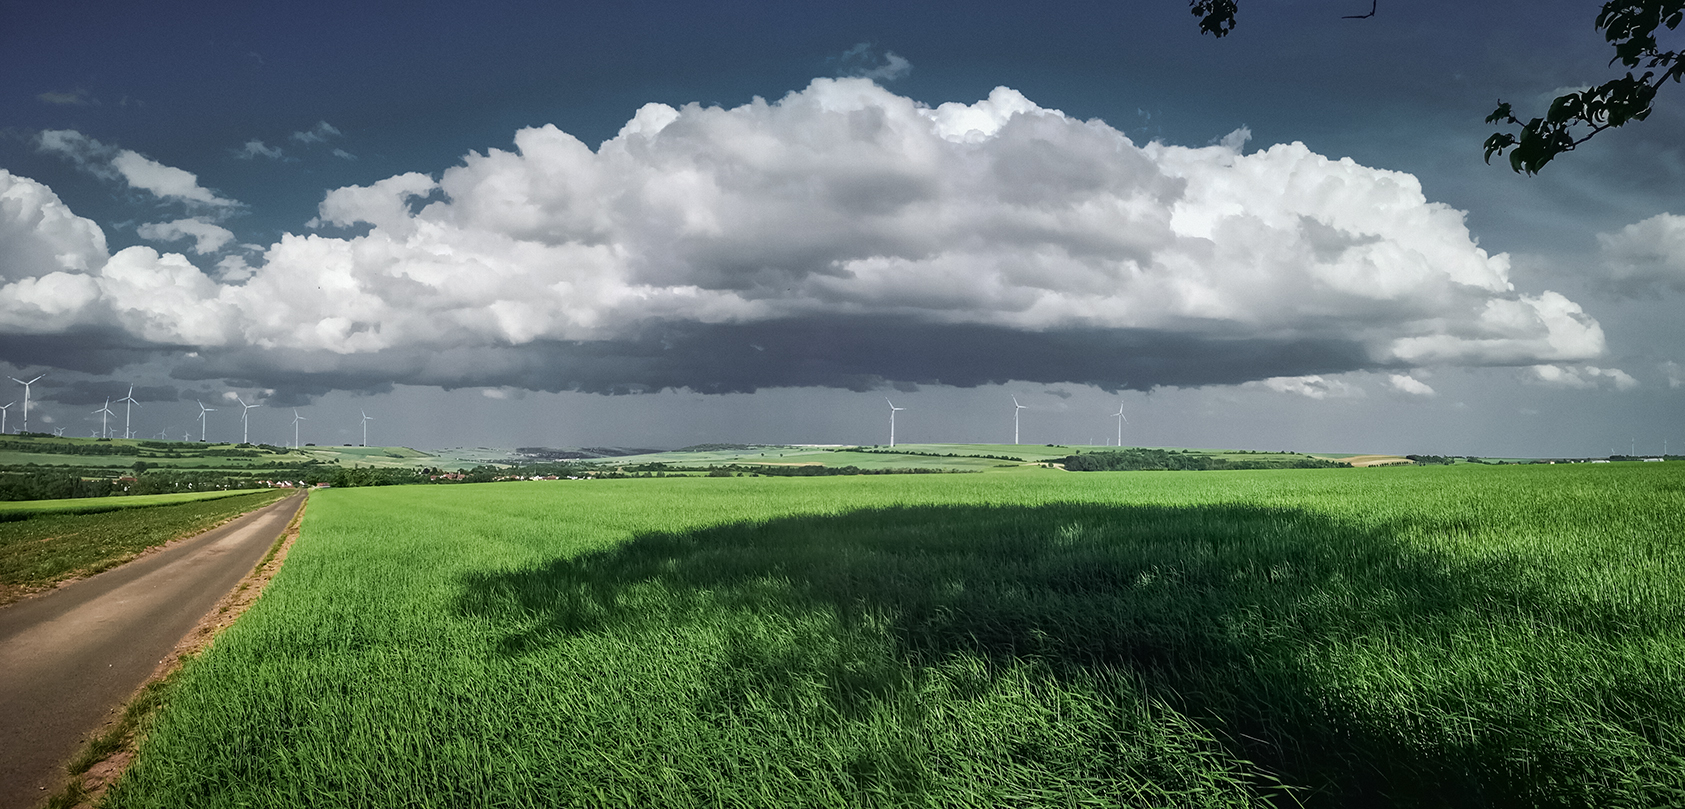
[0,492,306,809]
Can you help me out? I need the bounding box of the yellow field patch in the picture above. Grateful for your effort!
[1338,455,1413,467]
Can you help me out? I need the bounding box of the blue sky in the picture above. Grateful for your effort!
[2,0,1681,456]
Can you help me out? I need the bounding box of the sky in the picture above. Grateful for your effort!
[2,0,1682,457]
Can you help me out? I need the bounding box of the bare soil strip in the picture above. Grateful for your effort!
[0,493,305,809]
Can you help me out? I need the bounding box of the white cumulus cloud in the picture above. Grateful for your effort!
[1,79,1612,394]
[1256,375,1364,399]
[38,130,239,209]
[834,43,912,82]
[1388,373,1435,396]
[1662,360,1684,389]
[109,150,239,208]
[136,218,236,255]
[1528,364,1638,391]
[1597,212,1685,294]
[291,121,342,144]
[235,139,284,160]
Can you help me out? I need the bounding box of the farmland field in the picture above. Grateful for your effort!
[107,463,1685,807]
[0,488,273,518]
[0,489,289,604]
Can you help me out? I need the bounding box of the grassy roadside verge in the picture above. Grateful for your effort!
[44,493,309,809]
[0,489,288,606]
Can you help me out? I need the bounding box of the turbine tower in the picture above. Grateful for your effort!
[885,398,904,447]
[118,385,141,439]
[236,396,261,445]
[360,409,374,447]
[0,402,11,435]
[1112,402,1128,448]
[197,400,216,442]
[95,398,115,439]
[1012,395,1026,445]
[8,373,44,434]
[291,409,307,450]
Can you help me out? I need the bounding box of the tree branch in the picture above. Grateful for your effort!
[1343,1,1377,20]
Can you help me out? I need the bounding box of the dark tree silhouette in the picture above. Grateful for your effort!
[1189,1,1685,174]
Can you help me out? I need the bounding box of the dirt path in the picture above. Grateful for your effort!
[0,492,306,809]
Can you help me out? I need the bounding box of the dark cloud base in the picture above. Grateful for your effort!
[1,329,170,377]
[169,317,1378,401]
[38,381,181,407]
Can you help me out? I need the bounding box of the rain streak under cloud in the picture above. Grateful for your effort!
[3,79,1606,400]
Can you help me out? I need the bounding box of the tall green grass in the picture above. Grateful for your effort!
[107,465,1685,807]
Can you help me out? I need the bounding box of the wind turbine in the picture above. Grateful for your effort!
[1012,395,1026,445]
[291,409,306,449]
[118,385,141,439]
[360,409,374,447]
[8,373,43,434]
[197,400,216,442]
[1112,402,1128,448]
[95,399,115,439]
[236,396,261,445]
[0,402,11,435]
[52,427,64,437]
[885,398,904,447]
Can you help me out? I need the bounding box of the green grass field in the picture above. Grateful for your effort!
[0,489,290,604]
[105,464,1685,807]
[0,488,273,518]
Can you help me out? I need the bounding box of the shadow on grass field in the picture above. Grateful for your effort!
[457,502,1682,808]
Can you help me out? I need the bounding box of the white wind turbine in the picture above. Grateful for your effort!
[8,373,44,434]
[360,409,374,447]
[885,398,904,447]
[1112,402,1128,447]
[1012,395,1026,445]
[118,385,141,439]
[236,396,261,445]
[0,402,11,435]
[292,409,306,449]
[95,398,115,439]
[197,400,216,442]
[52,427,64,437]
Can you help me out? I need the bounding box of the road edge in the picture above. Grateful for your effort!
[40,491,309,809]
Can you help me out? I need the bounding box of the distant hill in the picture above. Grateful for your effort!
[514,446,664,460]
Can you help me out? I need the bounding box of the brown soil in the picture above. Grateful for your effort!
[49,496,307,809]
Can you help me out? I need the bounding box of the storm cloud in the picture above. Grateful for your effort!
[2,79,1606,397]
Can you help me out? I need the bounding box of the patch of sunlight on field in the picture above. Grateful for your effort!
[107,465,1685,808]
